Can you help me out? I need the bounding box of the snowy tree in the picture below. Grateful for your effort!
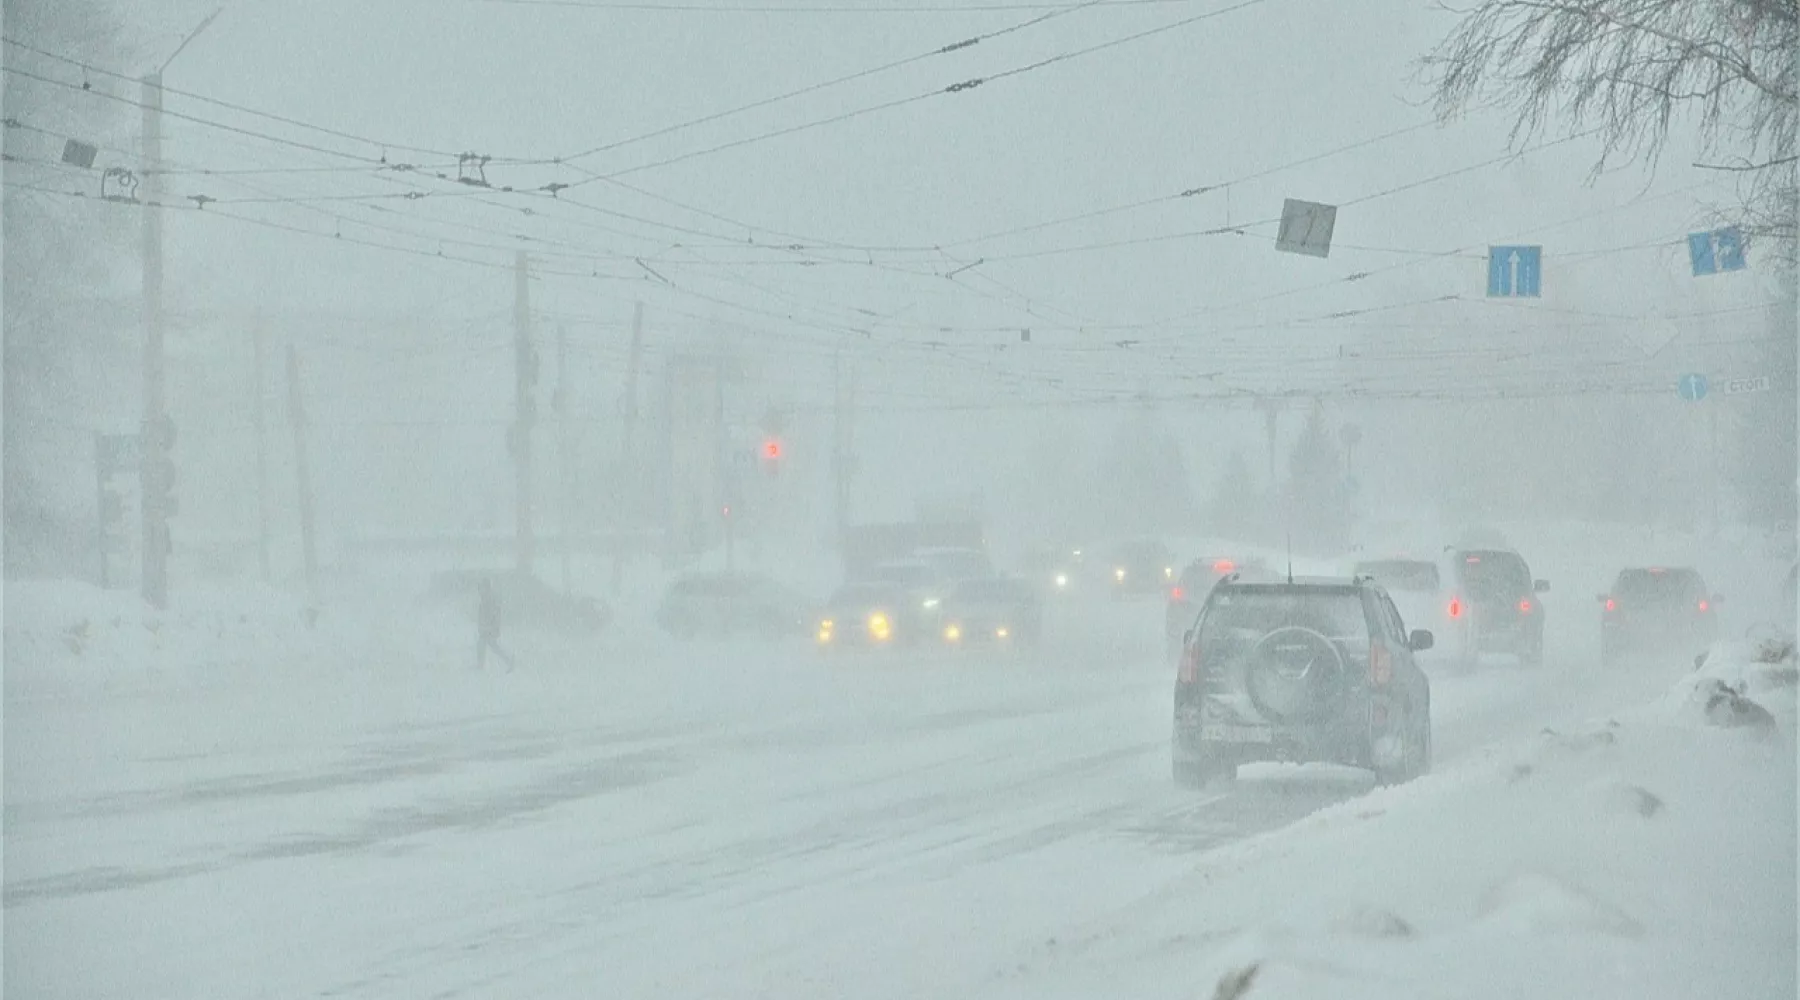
[1096,411,1201,537]
[1284,407,1349,554]
[1207,448,1265,542]
[1421,0,1798,259]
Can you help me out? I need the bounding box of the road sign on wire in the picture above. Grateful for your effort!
[1687,226,1747,276]
[1721,375,1772,396]
[1676,373,1709,402]
[1275,199,1337,258]
[1486,246,1542,297]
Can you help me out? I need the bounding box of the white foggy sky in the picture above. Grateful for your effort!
[11,0,1778,539]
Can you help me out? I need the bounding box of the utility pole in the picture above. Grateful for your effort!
[556,323,574,594]
[614,301,643,595]
[140,73,169,609]
[286,344,318,603]
[513,251,536,577]
[135,8,221,609]
[1256,397,1281,494]
[832,353,856,545]
[253,322,272,582]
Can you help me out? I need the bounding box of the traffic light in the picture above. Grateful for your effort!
[142,454,177,518]
[760,437,783,476]
[98,484,126,526]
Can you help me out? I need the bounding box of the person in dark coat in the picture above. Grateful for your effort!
[477,578,514,672]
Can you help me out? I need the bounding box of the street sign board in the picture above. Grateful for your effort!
[1486,245,1542,297]
[1676,373,1709,402]
[1275,199,1337,258]
[1687,226,1747,276]
[1721,375,1772,396]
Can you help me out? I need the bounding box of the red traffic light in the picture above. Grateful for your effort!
[761,438,782,460]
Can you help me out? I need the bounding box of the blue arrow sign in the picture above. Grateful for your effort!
[1688,226,1748,276]
[1677,373,1709,402]
[1487,245,1542,297]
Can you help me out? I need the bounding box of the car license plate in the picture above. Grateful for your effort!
[1203,724,1273,743]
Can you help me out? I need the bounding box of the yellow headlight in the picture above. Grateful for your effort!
[1114,568,1127,582]
[816,620,834,643]
[868,612,892,642]
[944,624,962,642]
[995,626,1010,639]
[1054,573,1069,588]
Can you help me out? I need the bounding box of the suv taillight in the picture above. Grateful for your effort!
[1178,642,1202,684]
[1447,597,1463,619]
[1369,640,1393,686]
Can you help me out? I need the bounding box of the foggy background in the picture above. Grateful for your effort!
[6,0,1794,589]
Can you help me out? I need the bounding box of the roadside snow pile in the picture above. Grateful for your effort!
[3,580,472,697]
[997,642,1796,1000]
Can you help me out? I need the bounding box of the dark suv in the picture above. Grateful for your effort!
[1599,567,1721,665]
[1172,575,1433,786]
[1444,548,1549,665]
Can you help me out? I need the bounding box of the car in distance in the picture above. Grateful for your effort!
[655,572,809,639]
[1443,548,1549,666]
[1598,566,1721,665]
[815,581,929,648]
[1108,538,1178,598]
[1172,575,1433,787]
[941,575,1044,647]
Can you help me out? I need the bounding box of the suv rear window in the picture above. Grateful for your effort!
[1615,568,1703,601]
[1354,560,1440,592]
[1455,551,1531,598]
[1199,587,1370,645]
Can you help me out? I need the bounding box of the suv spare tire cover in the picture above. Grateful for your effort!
[1245,626,1349,723]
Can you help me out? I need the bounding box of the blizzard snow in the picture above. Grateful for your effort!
[4,538,1794,999]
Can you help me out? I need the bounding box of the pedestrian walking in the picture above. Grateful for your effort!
[477,578,514,672]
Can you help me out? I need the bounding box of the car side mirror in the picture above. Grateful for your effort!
[1409,629,1434,652]
[1533,579,1550,594]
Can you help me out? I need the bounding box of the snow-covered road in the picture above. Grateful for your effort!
[5,590,1724,1000]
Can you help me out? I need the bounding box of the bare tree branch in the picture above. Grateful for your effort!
[1420,0,1799,260]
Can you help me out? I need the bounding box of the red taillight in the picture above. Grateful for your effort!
[1178,643,1201,684]
[1213,559,1235,574]
[1369,640,1393,685]
[1604,597,1617,612]
[1169,586,1186,602]
[1447,597,1463,619]
[1518,598,1532,614]
[1698,599,1710,613]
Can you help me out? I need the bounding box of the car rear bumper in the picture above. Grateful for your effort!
[1173,701,1383,770]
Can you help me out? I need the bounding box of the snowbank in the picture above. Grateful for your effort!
[995,640,1796,1000]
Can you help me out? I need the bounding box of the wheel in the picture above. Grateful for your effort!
[1520,632,1544,667]
[1375,699,1430,786]
[1173,756,1236,788]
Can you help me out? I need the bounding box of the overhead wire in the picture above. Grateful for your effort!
[555,0,1275,186]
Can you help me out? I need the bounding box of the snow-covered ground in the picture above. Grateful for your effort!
[5,525,1793,998]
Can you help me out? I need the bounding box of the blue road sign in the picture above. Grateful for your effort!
[1688,226,1747,276]
[1677,373,1709,402]
[1486,245,1542,297]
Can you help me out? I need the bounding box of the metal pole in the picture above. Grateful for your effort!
[1709,399,1721,535]
[286,345,318,602]
[95,434,110,589]
[614,301,643,594]
[556,323,573,594]
[140,73,169,608]
[253,322,272,582]
[513,251,535,577]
